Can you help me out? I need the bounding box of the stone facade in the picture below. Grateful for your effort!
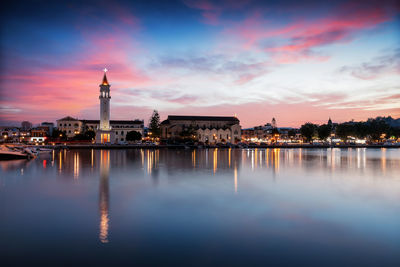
[57,116,83,137]
[160,115,241,144]
[86,120,143,143]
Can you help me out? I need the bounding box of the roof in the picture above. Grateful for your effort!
[81,119,143,125]
[102,73,109,86]
[167,115,239,122]
[57,116,79,121]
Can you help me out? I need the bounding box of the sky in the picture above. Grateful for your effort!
[0,0,399,128]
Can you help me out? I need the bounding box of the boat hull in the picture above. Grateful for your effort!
[0,153,29,160]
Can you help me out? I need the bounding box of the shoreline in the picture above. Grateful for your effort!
[26,144,400,149]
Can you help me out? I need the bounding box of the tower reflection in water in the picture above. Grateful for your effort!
[99,150,110,243]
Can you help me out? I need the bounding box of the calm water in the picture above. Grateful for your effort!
[1,148,399,266]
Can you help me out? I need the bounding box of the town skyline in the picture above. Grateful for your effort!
[1,0,399,128]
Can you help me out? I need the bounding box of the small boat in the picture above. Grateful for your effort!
[32,147,53,154]
[0,146,32,160]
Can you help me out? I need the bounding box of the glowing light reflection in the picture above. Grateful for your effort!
[99,150,110,243]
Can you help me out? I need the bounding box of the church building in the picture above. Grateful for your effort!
[57,70,144,143]
[95,71,114,143]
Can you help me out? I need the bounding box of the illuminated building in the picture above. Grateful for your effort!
[160,115,242,144]
[95,70,114,144]
[30,128,47,143]
[94,70,144,143]
[56,116,83,138]
[56,70,144,143]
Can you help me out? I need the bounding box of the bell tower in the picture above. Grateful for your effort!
[96,68,115,144]
[99,68,111,130]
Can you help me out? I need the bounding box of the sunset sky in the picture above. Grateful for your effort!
[1,0,399,127]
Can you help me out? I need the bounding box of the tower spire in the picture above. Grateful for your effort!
[102,68,109,85]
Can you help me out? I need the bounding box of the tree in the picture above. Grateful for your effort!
[367,118,389,141]
[179,126,196,140]
[354,122,369,139]
[148,110,160,137]
[288,129,296,138]
[271,128,279,135]
[288,129,296,141]
[85,130,96,140]
[300,123,317,142]
[52,129,67,140]
[126,131,142,142]
[317,124,331,140]
[335,123,354,141]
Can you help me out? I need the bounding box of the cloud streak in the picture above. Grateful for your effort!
[1,0,399,127]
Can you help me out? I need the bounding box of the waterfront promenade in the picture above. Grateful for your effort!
[18,143,400,150]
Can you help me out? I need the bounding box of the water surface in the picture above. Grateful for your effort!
[1,148,399,266]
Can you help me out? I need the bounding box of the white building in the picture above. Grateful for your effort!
[85,119,143,143]
[57,116,83,137]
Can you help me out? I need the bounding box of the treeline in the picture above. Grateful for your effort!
[300,117,400,142]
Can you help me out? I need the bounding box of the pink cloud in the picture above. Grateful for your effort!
[0,18,153,125]
[221,3,395,63]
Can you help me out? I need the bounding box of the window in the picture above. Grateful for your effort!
[121,138,124,141]
[68,130,71,133]
[64,124,66,126]
[116,131,118,135]
[121,131,124,135]
[68,124,71,126]
[59,124,62,127]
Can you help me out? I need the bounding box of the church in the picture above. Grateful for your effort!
[94,70,143,144]
[57,70,144,143]
[95,70,114,143]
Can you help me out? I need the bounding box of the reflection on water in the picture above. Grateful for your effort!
[73,152,80,179]
[234,163,238,193]
[99,150,110,243]
[1,148,399,266]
